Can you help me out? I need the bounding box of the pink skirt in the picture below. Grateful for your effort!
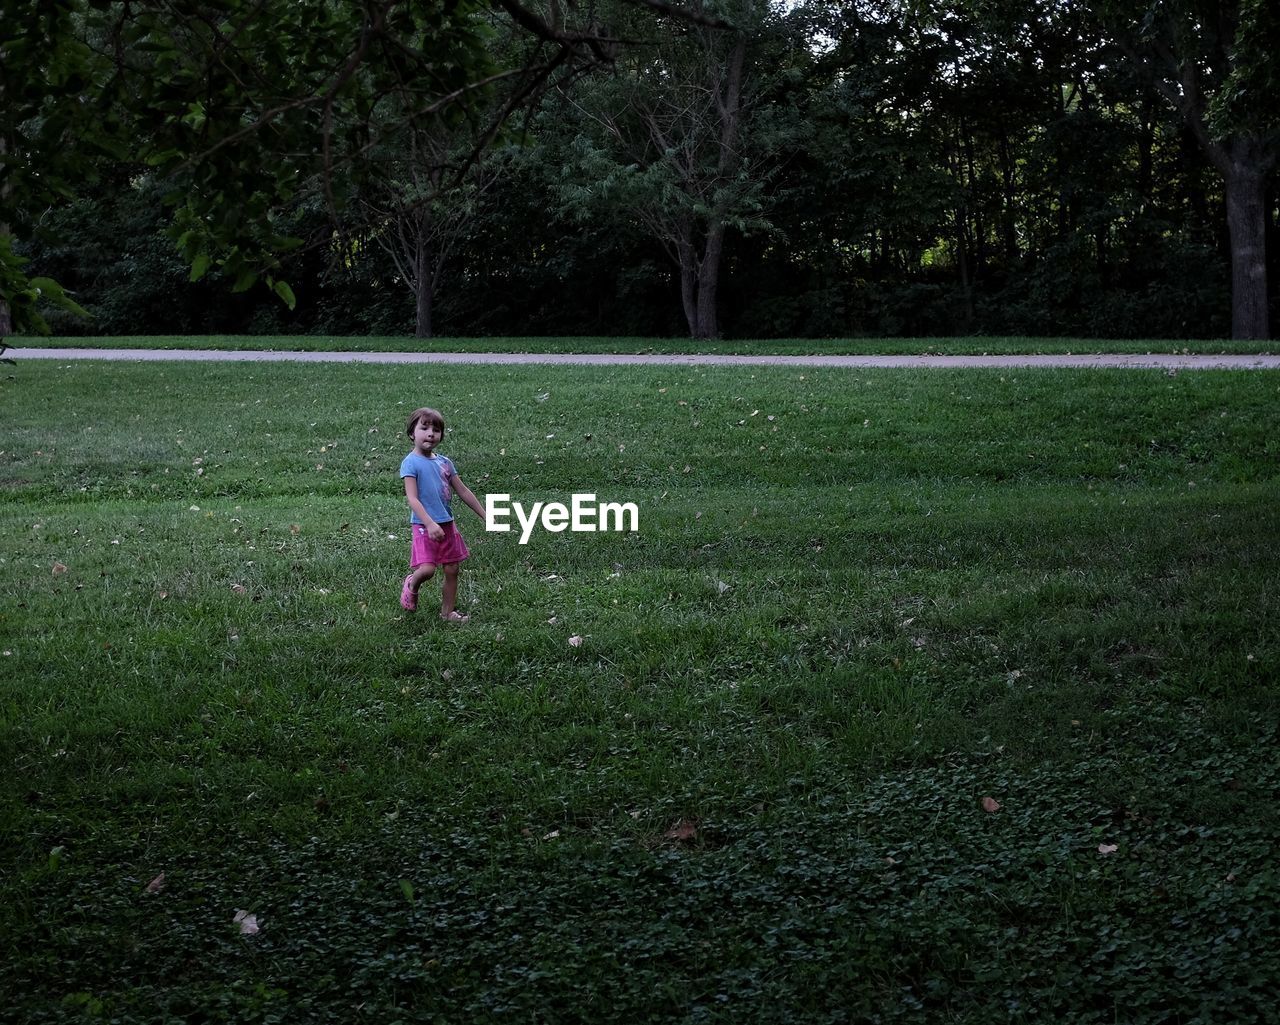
[410,520,471,568]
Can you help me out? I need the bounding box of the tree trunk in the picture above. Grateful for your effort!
[1224,156,1269,340]
[415,279,433,339]
[694,226,725,340]
[414,234,433,339]
[674,228,724,340]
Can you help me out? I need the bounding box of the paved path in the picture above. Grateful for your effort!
[10,347,1280,370]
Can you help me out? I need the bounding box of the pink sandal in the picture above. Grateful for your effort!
[400,575,417,612]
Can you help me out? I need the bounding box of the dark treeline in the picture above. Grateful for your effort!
[19,0,1279,340]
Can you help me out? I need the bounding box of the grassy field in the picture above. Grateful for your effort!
[11,332,1279,356]
[2,359,1278,1022]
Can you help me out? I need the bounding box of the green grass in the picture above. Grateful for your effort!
[2,360,1279,1022]
[11,332,1279,356]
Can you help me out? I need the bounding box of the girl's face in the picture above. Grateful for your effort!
[413,418,443,454]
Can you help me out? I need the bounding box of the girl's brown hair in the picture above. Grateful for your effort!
[405,407,445,438]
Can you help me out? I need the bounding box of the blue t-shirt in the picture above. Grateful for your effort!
[399,451,456,524]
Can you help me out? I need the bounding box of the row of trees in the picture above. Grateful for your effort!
[6,0,1278,340]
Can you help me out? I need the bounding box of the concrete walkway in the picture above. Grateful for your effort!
[10,347,1280,370]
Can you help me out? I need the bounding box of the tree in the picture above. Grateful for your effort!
[550,0,784,339]
[359,128,500,339]
[0,0,707,340]
[1103,0,1279,339]
[0,1,112,335]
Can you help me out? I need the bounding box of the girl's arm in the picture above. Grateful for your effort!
[404,478,444,539]
[450,474,487,520]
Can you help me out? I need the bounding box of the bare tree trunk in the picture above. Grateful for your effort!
[1224,156,1269,340]
[674,228,724,340]
[695,226,724,339]
[414,234,433,339]
[415,283,433,339]
[1194,131,1272,340]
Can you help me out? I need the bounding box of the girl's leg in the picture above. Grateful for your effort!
[401,563,436,611]
[440,563,466,620]
[410,563,436,592]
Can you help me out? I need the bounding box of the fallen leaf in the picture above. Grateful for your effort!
[981,797,1001,813]
[1098,843,1118,855]
[663,819,699,843]
[52,562,68,575]
[145,872,166,893]
[289,524,301,535]
[231,584,247,594]
[542,829,560,840]
[568,635,583,647]
[233,910,260,935]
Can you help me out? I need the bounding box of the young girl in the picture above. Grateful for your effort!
[398,406,486,621]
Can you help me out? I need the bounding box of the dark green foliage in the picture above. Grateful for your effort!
[7,0,1279,339]
[4,716,1277,1023]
